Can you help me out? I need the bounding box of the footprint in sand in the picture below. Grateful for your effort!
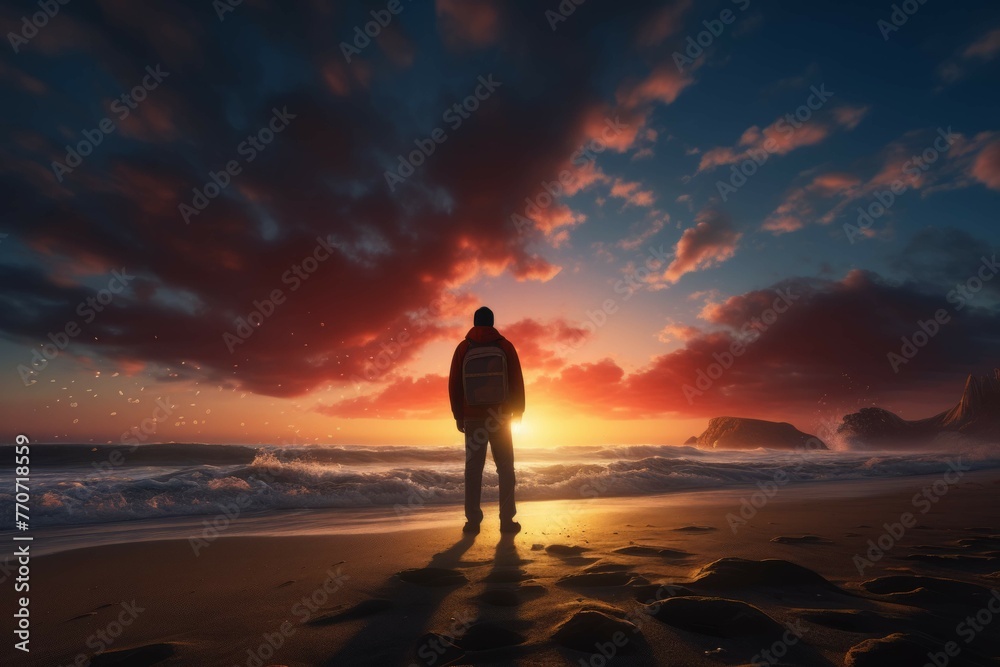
[545,544,587,556]
[613,545,694,560]
[645,596,784,638]
[860,574,995,606]
[396,567,468,587]
[672,525,717,533]
[553,609,642,654]
[557,571,649,588]
[691,557,841,593]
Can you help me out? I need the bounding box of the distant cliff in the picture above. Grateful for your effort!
[837,369,1000,448]
[691,416,827,451]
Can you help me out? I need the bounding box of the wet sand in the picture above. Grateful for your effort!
[6,469,1000,666]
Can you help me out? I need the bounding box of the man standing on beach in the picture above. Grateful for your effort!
[448,307,525,534]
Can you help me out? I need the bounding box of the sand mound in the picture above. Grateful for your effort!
[693,558,839,591]
[396,567,468,586]
[844,633,932,666]
[614,545,694,559]
[545,544,587,556]
[957,535,1000,549]
[582,562,632,573]
[646,596,783,638]
[860,574,992,604]
[900,553,999,572]
[552,609,639,653]
[672,525,716,533]
[632,583,696,603]
[307,598,393,626]
[90,643,175,666]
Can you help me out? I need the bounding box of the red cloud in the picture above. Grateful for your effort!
[963,28,1000,60]
[698,104,867,172]
[531,270,1000,425]
[972,138,1000,190]
[319,316,594,417]
[762,172,860,234]
[663,210,741,283]
[617,64,694,109]
[436,0,501,48]
[317,374,447,418]
[610,178,656,207]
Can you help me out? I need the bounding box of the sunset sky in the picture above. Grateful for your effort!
[2,0,999,447]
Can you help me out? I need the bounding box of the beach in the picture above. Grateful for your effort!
[5,467,1000,666]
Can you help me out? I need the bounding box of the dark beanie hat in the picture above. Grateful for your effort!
[474,307,494,327]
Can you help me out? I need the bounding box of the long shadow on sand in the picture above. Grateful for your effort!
[460,534,541,661]
[321,533,478,666]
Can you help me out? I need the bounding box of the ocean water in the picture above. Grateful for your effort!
[3,442,999,528]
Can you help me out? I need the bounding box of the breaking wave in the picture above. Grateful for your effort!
[3,443,998,527]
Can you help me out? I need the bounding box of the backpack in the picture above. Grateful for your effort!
[462,341,509,406]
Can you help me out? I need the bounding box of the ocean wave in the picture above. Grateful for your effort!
[3,445,999,527]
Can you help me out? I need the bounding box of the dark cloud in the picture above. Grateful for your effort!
[0,0,682,397]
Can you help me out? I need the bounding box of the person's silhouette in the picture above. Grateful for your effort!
[448,307,525,534]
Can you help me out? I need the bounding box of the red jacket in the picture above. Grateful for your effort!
[449,326,525,421]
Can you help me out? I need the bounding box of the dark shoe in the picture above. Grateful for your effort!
[500,520,521,534]
[463,521,481,533]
